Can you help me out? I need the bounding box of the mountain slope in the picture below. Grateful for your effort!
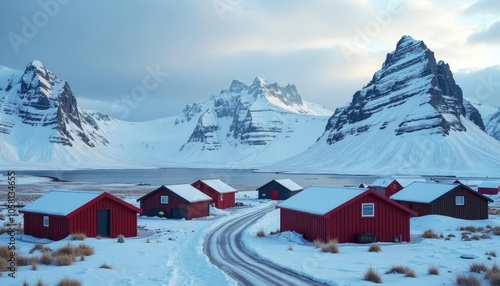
[0,62,332,169]
[262,36,500,176]
[467,98,500,141]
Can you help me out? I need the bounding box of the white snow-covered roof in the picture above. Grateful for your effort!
[200,179,237,194]
[390,182,457,203]
[370,178,394,187]
[274,179,303,191]
[277,186,366,216]
[166,184,212,203]
[370,177,427,187]
[478,181,500,188]
[20,190,102,216]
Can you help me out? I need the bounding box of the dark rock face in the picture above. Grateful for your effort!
[0,60,106,147]
[324,35,485,145]
[179,77,315,151]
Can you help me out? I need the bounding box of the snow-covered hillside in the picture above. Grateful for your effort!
[262,35,500,176]
[0,62,332,170]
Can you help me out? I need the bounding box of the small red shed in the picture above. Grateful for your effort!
[137,184,212,220]
[391,182,493,219]
[192,179,237,209]
[278,186,417,243]
[477,181,500,195]
[19,190,141,241]
[369,177,427,197]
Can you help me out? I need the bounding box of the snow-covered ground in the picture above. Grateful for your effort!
[1,178,499,285]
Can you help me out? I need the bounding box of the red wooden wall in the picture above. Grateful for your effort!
[23,194,140,240]
[139,186,211,220]
[192,180,236,209]
[280,192,413,243]
[478,187,499,195]
[70,196,138,238]
[23,213,69,241]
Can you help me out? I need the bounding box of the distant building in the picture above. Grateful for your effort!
[391,182,493,220]
[477,181,500,195]
[278,186,417,243]
[257,179,303,200]
[137,185,212,220]
[192,179,237,209]
[369,177,427,197]
[20,190,141,240]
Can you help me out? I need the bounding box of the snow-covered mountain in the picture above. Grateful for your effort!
[467,98,500,141]
[0,62,332,169]
[262,35,500,176]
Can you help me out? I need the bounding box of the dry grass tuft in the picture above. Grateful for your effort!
[17,255,38,266]
[75,244,94,256]
[456,274,481,286]
[321,239,339,253]
[0,246,10,259]
[364,267,382,283]
[422,229,440,239]
[486,250,497,257]
[35,277,47,286]
[313,239,323,249]
[53,243,74,256]
[480,233,492,239]
[287,245,293,251]
[255,228,265,237]
[70,233,87,241]
[469,262,489,273]
[30,243,52,254]
[493,227,500,236]
[459,225,479,232]
[56,277,82,286]
[0,257,7,271]
[39,252,53,265]
[385,265,413,275]
[100,262,113,269]
[55,254,75,266]
[485,263,500,284]
[428,265,440,275]
[368,244,381,253]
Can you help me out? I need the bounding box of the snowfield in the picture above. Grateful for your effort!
[1,179,499,285]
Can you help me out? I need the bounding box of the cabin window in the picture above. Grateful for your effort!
[362,203,375,217]
[160,195,169,204]
[43,216,49,227]
[455,196,465,206]
[220,194,224,201]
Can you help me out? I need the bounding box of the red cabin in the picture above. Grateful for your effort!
[369,177,427,197]
[278,186,417,243]
[391,182,494,219]
[192,179,237,209]
[19,190,141,241]
[477,181,500,195]
[137,185,212,220]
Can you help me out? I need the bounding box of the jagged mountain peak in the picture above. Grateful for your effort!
[325,35,485,145]
[228,80,248,93]
[395,35,424,49]
[0,61,104,148]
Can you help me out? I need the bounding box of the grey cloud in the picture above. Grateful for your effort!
[464,0,500,15]
[468,21,500,44]
[454,65,500,107]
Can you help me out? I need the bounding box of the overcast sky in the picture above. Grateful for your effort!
[1,0,499,121]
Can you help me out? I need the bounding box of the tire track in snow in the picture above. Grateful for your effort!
[204,205,327,286]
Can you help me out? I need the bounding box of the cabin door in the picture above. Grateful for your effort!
[97,209,110,237]
[271,189,279,200]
